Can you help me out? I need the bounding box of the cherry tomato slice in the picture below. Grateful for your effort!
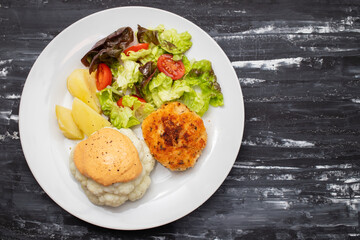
[117,95,146,109]
[95,63,112,90]
[123,43,149,56]
[157,54,185,80]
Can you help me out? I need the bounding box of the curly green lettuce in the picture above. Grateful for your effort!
[111,60,141,93]
[142,59,223,116]
[182,60,224,116]
[142,72,188,107]
[120,48,152,62]
[97,89,155,129]
[158,28,192,54]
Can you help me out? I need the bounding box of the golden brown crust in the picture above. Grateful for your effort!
[141,102,207,171]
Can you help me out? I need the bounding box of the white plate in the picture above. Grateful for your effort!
[19,6,244,230]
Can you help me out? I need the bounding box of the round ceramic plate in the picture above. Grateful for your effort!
[19,6,244,230]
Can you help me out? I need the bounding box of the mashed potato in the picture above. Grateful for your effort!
[69,128,155,207]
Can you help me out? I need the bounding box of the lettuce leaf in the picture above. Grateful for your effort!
[182,55,194,74]
[112,60,142,93]
[138,45,166,65]
[182,60,224,116]
[144,72,192,107]
[81,27,134,73]
[96,87,118,116]
[97,89,155,128]
[158,28,192,54]
[120,48,152,62]
[138,61,158,90]
[143,59,223,116]
[109,105,140,129]
[137,24,164,45]
[121,95,155,121]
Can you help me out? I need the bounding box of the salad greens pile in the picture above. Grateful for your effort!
[81,25,224,129]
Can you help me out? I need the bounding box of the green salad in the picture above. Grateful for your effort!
[81,25,224,129]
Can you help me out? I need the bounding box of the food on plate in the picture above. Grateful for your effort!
[67,68,101,113]
[117,95,146,108]
[97,90,155,129]
[157,54,185,80]
[142,102,207,171]
[73,128,142,185]
[81,27,134,73]
[82,24,224,129]
[71,97,111,136]
[95,63,112,91]
[70,127,155,207]
[123,43,149,56]
[55,24,221,207]
[55,105,84,140]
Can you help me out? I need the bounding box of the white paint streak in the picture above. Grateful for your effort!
[241,18,360,35]
[4,93,21,99]
[214,17,360,42]
[242,137,314,148]
[341,16,360,26]
[0,67,9,77]
[232,57,303,70]
[261,187,286,197]
[233,164,300,170]
[326,198,360,214]
[326,183,348,194]
[269,174,296,181]
[249,117,261,122]
[350,183,360,191]
[0,110,11,121]
[0,131,20,141]
[242,140,257,146]
[10,114,19,122]
[213,35,247,41]
[234,9,247,14]
[282,139,315,147]
[316,173,329,181]
[0,59,13,65]
[295,25,336,34]
[300,46,360,52]
[242,25,275,34]
[226,175,247,182]
[344,178,360,184]
[0,111,18,122]
[351,99,360,103]
[295,26,313,34]
[315,164,352,169]
[264,200,290,210]
[239,78,266,85]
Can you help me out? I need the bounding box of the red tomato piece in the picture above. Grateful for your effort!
[123,43,149,56]
[157,54,185,80]
[95,63,112,90]
[116,98,124,108]
[117,95,146,109]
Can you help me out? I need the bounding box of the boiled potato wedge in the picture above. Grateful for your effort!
[72,97,111,137]
[55,105,84,140]
[67,69,101,113]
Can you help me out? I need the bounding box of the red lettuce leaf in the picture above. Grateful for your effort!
[81,27,134,73]
[137,25,160,45]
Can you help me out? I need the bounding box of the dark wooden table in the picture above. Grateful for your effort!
[1,1,360,239]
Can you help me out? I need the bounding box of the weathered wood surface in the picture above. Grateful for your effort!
[1,1,360,239]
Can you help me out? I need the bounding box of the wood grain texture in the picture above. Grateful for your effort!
[1,0,360,239]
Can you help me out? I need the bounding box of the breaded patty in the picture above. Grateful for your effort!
[141,102,207,171]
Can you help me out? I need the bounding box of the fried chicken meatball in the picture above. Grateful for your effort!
[141,102,207,171]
